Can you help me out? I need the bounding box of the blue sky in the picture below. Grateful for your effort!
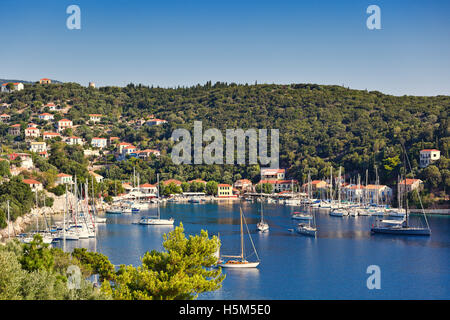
[1,0,449,96]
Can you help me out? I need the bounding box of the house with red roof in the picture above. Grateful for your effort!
[55,173,73,185]
[0,114,11,122]
[136,149,160,159]
[217,184,236,198]
[258,179,298,193]
[233,179,253,192]
[39,78,51,84]
[91,137,108,149]
[146,119,168,126]
[66,136,83,145]
[139,183,158,194]
[57,119,73,132]
[23,179,43,192]
[163,179,183,186]
[261,168,286,180]
[43,132,61,140]
[25,127,40,138]
[399,178,423,194]
[1,82,24,92]
[8,124,21,136]
[46,103,57,111]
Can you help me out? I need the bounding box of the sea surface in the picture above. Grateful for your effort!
[53,202,450,300]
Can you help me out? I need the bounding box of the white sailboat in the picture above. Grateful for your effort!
[256,185,269,232]
[296,205,317,237]
[329,167,349,217]
[139,173,174,225]
[219,207,260,268]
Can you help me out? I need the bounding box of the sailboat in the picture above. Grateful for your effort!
[219,207,260,268]
[296,206,317,237]
[329,167,349,216]
[256,185,269,232]
[371,146,431,236]
[139,173,174,225]
[292,171,314,220]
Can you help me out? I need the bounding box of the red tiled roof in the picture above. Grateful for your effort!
[420,149,439,152]
[57,173,72,177]
[139,183,156,188]
[399,179,422,185]
[23,179,42,185]
[218,184,231,187]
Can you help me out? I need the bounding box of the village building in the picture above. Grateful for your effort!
[146,119,168,126]
[399,178,423,194]
[38,113,54,121]
[139,183,158,194]
[343,184,365,202]
[136,149,160,160]
[89,171,104,183]
[217,184,235,198]
[39,78,51,84]
[261,168,286,180]
[420,149,441,168]
[57,119,73,132]
[30,141,47,153]
[118,142,133,153]
[109,137,120,146]
[0,114,11,122]
[43,132,61,140]
[8,124,21,136]
[122,145,137,156]
[364,185,393,204]
[233,179,253,192]
[46,103,57,111]
[66,136,83,145]
[88,114,102,123]
[258,179,298,193]
[163,179,183,187]
[55,173,73,185]
[91,137,108,149]
[39,151,49,159]
[1,82,24,93]
[23,179,43,192]
[8,153,33,169]
[27,123,38,128]
[24,127,40,138]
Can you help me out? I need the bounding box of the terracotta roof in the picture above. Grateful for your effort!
[163,179,183,186]
[139,183,156,188]
[218,184,231,187]
[399,179,422,185]
[23,179,42,185]
[420,149,440,152]
[57,173,72,178]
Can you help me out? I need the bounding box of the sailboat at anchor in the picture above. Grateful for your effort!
[219,207,260,268]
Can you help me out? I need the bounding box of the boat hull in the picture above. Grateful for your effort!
[219,262,260,268]
[139,219,174,225]
[371,227,431,236]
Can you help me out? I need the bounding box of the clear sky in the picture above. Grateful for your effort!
[1,0,449,96]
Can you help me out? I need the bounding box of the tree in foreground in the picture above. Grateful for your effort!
[101,223,224,300]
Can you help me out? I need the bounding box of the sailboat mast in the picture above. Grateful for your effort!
[240,208,244,260]
[403,149,408,226]
[157,173,160,219]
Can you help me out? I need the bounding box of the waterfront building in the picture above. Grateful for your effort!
[218,184,235,198]
[261,168,285,180]
[399,178,423,194]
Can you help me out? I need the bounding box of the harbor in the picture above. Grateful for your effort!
[47,201,449,299]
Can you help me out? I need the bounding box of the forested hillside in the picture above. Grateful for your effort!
[1,82,448,201]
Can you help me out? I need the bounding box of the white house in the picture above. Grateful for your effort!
[91,137,107,148]
[46,103,57,111]
[0,114,11,122]
[1,82,24,93]
[420,149,441,168]
[399,179,423,194]
[24,127,40,138]
[8,124,21,136]
[122,145,137,155]
[66,136,83,145]
[57,119,73,132]
[88,114,102,123]
[139,183,158,194]
[43,132,61,140]
[89,171,104,183]
[38,113,54,121]
[30,141,47,153]
[23,179,43,192]
[146,119,168,126]
[56,173,73,185]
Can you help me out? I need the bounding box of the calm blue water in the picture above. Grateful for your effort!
[54,202,450,300]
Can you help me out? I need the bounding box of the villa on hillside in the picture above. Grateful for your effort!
[0,114,11,122]
[55,173,73,185]
[1,82,24,93]
[38,113,54,121]
[24,127,40,138]
[88,114,102,123]
[89,171,104,183]
[66,136,83,145]
[46,103,57,111]
[29,141,47,153]
[399,178,423,194]
[43,132,61,140]
[23,179,43,192]
[8,124,21,136]
[57,119,73,132]
[420,149,441,168]
[91,137,108,149]
[39,78,51,84]
[146,119,168,126]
